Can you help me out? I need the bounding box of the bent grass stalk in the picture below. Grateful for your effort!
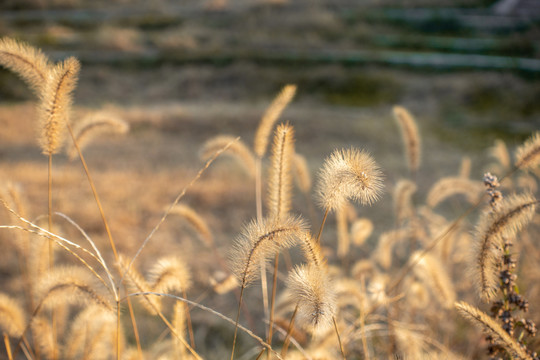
[125,292,285,360]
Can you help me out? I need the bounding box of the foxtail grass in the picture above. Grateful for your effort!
[392,106,421,176]
[0,37,50,94]
[455,301,532,360]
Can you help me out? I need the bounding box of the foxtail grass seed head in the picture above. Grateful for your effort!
[515,132,540,171]
[455,301,533,360]
[32,316,57,360]
[267,123,295,221]
[200,135,256,178]
[169,204,214,247]
[426,177,483,208]
[393,105,421,173]
[65,305,116,360]
[0,37,51,94]
[0,293,26,338]
[38,57,80,155]
[293,152,312,194]
[67,111,129,159]
[229,215,307,287]
[473,193,537,302]
[286,264,336,334]
[351,218,374,247]
[411,252,455,309]
[394,179,417,224]
[149,256,192,294]
[37,266,113,312]
[317,148,383,212]
[254,84,297,158]
[118,255,162,314]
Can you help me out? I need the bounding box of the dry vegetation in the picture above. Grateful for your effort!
[1,36,540,360]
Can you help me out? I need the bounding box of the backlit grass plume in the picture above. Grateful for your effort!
[200,135,256,178]
[293,153,312,194]
[412,252,455,309]
[64,305,117,360]
[67,111,129,159]
[254,84,297,158]
[148,256,192,295]
[515,132,540,171]
[393,105,421,174]
[229,215,306,360]
[426,177,483,208]
[455,301,532,360]
[0,293,26,338]
[473,193,537,302]
[38,57,80,155]
[37,266,113,312]
[169,204,214,247]
[393,179,417,224]
[317,148,383,212]
[286,263,336,334]
[229,215,307,287]
[0,37,51,95]
[267,123,295,221]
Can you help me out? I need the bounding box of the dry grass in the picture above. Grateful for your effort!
[0,37,539,360]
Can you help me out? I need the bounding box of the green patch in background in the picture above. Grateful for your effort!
[299,73,403,107]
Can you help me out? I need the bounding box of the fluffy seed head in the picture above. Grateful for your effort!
[0,293,26,337]
[351,218,374,247]
[38,57,80,155]
[267,123,295,221]
[316,148,384,212]
[0,37,51,94]
[286,264,336,334]
[515,132,540,171]
[426,177,483,208]
[393,179,417,224]
[200,135,256,178]
[254,84,297,158]
[37,266,113,312]
[67,111,129,159]
[473,193,537,301]
[393,105,422,173]
[149,256,192,294]
[455,301,532,360]
[229,216,307,287]
[293,153,312,194]
[411,252,455,309]
[169,204,214,247]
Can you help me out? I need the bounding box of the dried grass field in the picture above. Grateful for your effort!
[1,1,540,359]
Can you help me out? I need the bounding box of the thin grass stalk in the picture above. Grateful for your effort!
[125,297,143,360]
[359,275,370,360]
[65,122,128,360]
[126,292,283,360]
[255,157,270,332]
[316,208,329,244]
[255,348,266,360]
[47,153,59,360]
[387,196,482,295]
[267,253,279,358]
[4,333,13,360]
[122,138,239,284]
[333,316,347,360]
[231,286,245,360]
[181,288,196,349]
[280,303,298,358]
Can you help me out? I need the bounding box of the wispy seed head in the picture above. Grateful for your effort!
[317,148,384,212]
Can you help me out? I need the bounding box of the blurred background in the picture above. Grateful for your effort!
[1,1,540,357]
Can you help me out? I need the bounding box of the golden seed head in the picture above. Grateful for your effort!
[317,148,384,212]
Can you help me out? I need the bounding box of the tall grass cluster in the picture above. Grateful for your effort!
[1,37,540,359]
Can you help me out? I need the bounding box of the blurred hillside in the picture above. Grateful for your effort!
[1,0,539,159]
